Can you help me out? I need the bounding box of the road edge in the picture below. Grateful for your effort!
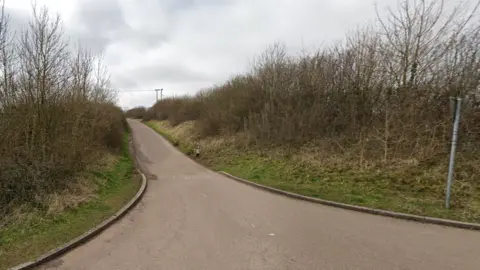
[9,135,148,270]
[219,171,480,231]
[142,121,480,231]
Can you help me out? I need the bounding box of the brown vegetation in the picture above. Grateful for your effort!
[0,5,126,218]
[125,106,147,119]
[138,0,480,204]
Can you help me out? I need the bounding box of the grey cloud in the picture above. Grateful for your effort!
[160,0,195,12]
[120,63,213,88]
[74,35,110,54]
[124,31,166,50]
[5,0,406,111]
[111,76,140,90]
[159,0,229,12]
[10,0,408,111]
[69,0,166,54]
[69,0,230,53]
[3,7,35,36]
[69,0,128,53]
[78,0,127,35]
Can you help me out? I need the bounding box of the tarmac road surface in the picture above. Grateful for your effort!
[38,119,480,270]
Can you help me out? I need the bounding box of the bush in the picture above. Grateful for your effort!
[125,107,147,119]
[0,6,126,215]
[144,0,480,166]
[147,96,202,126]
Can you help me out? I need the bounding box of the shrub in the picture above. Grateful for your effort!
[145,0,480,167]
[125,106,147,119]
[0,5,126,215]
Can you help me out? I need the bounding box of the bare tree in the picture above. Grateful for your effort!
[70,43,93,101]
[0,0,15,109]
[0,4,124,216]
[376,0,480,88]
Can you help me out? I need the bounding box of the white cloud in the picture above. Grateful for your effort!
[6,0,400,109]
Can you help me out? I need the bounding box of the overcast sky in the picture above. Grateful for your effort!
[5,0,400,109]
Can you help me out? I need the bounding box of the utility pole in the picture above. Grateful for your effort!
[445,97,462,209]
[155,88,163,102]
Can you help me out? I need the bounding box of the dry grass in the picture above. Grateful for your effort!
[134,0,480,223]
[0,135,140,269]
[147,120,480,223]
[137,1,480,222]
[0,5,135,267]
[0,5,127,218]
[42,152,120,215]
[139,0,480,161]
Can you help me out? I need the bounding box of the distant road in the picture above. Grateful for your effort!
[41,119,480,270]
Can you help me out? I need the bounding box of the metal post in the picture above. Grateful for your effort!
[449,97,456,124]
[195,143,200,158]
[445,97,462,209]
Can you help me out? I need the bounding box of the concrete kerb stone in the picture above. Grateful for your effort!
[219,171,480,231]
[143,121,480,231]
[9,135,149,270]
[142,120,480,231]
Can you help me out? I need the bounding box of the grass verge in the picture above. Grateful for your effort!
[0,134,141,269]
[145,121,196,155]
[146,120,480,224]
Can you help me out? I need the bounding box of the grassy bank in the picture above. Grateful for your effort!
[145,121,196,155]
[0,134,141,269]
[147,120,480,224]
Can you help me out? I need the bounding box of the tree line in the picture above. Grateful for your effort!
[128,0,480,168]
[0,4,126,218]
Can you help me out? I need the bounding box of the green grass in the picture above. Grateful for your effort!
[146,121,195,155]
[0,134,141,269]
[146,120,480,224]
[146,121,179,146]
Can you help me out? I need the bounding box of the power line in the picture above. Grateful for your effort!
[116,89,155,92]
[115,88,164,102]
